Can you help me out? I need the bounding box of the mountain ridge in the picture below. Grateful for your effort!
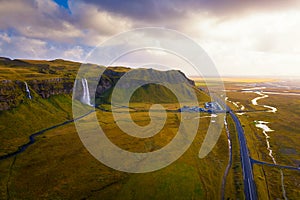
[0,57,195,110]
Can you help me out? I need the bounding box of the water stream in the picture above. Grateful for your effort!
[248,89,287,199]
[254,121,277,164]
[24,82,32,99]
[251,91,277,113]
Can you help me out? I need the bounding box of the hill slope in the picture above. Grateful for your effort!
[0,57,196,110]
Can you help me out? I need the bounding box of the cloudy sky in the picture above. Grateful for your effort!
[0,0,300,76]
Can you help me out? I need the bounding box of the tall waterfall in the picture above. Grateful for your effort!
[24,82,32,99]
[81,78,92,106]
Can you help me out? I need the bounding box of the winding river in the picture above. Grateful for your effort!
[244,87,288,200]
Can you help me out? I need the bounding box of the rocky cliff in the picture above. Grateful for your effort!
[28,78,74,98]
[94,67,195,104]
[0,78,74,111]
[0,80,24,111]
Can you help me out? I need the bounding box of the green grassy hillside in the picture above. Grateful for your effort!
[0,94,73,156]
[0,57,80,80]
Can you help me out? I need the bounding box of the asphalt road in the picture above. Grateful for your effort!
[251,158,300,171]
[229,111,257,200]
[210,93,257,199]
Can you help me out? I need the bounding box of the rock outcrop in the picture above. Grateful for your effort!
[0,80,24,111]
[94,67,195,104]
[0,78,74,111]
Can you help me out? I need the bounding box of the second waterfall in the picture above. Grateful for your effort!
[81,78,93,106]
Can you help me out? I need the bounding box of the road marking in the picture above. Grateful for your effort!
[248,178,253,200]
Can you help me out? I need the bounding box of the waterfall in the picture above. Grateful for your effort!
[81,78,92,106]
[24,82,32,99]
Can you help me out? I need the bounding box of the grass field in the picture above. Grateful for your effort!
[224,114,245,200]
[0,59,80,80]
[0,95,73,156]
[0,101,232,199]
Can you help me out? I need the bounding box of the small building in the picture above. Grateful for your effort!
[179,106,204,112]
[204,101,223,112]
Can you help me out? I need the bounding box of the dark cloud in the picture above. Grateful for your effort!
[81,0,299,22]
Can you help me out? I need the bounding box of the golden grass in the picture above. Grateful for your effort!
[0,59,80,80]
[224,114,245,199]
[0,103,231,199]
[253,165,300,200]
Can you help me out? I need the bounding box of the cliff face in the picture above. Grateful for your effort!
[0,58,195,110]
[95,67,128,96]
[0,57,79,111]
[0,78,74,111]
[0,80,24,111]
[28,78,74,98]
[94,67,195,104]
